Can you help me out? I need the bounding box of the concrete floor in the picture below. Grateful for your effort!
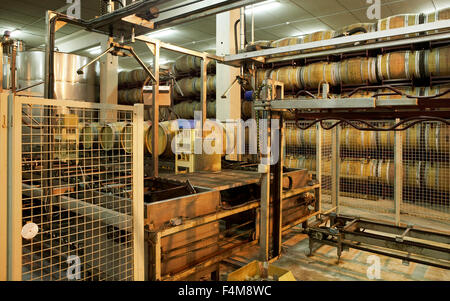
[221,228,450,281]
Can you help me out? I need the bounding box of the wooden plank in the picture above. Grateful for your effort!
[0,93,7,280]
[145,190,221,230]
[133,103,145,281]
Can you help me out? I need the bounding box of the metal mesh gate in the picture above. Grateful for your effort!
[9,97,144,281]
[284,119,450,231]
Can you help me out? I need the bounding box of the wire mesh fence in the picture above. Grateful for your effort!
[19,98,137,281]
[284,119,450,229]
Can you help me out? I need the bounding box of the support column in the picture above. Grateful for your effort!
[100,37,118,122]
[216,9,241,160]
[394,119,403,226]
[331,125,340,214]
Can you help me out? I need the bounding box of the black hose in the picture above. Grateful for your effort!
[234,19,240,54]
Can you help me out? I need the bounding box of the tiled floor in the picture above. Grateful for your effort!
[222,228,450,281]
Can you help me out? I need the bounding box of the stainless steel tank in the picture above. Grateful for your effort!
[17,51,96,101]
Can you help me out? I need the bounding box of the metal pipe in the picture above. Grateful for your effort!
[76,45,114,75]
[240,7,246,51]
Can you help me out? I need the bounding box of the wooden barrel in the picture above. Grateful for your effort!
[118,71,129,85]
[301,62,340,89]
[424,162,450,192]
[339,57,378,85]
[377,51,421,80]
[377,14,421,40]
[270,37,301,57]
[285,156,316,171]
[255,69,272,87]
[301,30,335,53]
[426,7,450,33]
[99,122,126,151]
[146,120,177,157]
[404,161,423,188]
[340,127,377,149]
[376,160,394,185]
[173,51,216,75]
[175,77,198,98]
[424,45,450,77]
[424,122,450,153]
[79,122,101,149]
[377,129,395,149]
[270,66,303,90]
[403,123,421,149]
[120,121,151,154]
[336,23,375,37]
[285,127,316,147]
[207,101,216,118]
[341,159,364,178]
[174,55,199,74]
[193,75,216,94]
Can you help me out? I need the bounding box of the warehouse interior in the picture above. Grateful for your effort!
[0,0,449,281]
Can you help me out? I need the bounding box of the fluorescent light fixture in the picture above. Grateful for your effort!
[146,28,176,38]
[88,46,102,55]
[245,0,280,14]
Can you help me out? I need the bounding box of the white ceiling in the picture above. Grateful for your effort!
[0,0,449,70]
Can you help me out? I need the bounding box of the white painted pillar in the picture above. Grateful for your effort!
[216,9,241,120]
[100,37,118,122]
[216,9,242,160]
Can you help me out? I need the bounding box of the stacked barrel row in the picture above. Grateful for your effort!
[257,8,449,58]
[77,119,231,158]
[252,45,450,90]
[170,50,217,119]
[283,123,450,154]
[284,155,449,193]
[172,100,216,119]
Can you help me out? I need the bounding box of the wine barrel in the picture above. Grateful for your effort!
[285,127,316,148]
[377,14,421,40]
[270,66,303,90]
[118,71,129,85]
[270,37,301,57]
[99,122,127,151]
[120,121,151,154]
[404,161,423,188]
[377,51,421,80]
[285,156,316,171]
[339,57,378,85]
[173,50,216,75]
[207,101,216,118]
[336,23,375,37]
[376,160,394,185]
[175,77,198,98]
[301,30,335,53]
[424,122,450,153]
[424,45,450,77]
[256,69,272,87]
[146,120,177,157]
[426,7,450,33]
[424,162,450,192]
[79,122,101,149]
[403,123,422,149]
[377,129,395,149]
[340,127,376,149]
[301,62,340,89]
[174,55,199,74]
